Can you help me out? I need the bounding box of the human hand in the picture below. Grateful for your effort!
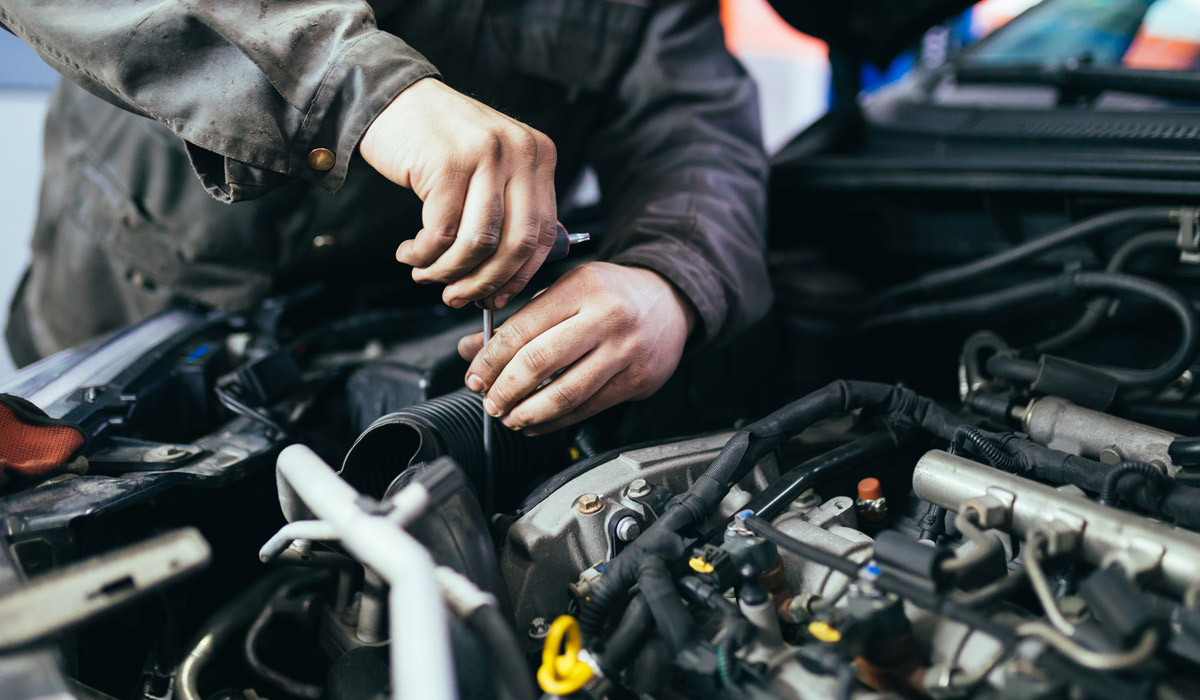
[360,77,559,309]
[457,262,696,435]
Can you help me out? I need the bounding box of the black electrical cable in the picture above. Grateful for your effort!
[953,424,1020,472]
[998,435,1200,530]
[743,515,862,577]
[728,429,904,526]
[579,380,966,640]
[1098,461,1166,508]
[464,605,538,700]
[1035,230,1179,354]
[877,206,1181,301]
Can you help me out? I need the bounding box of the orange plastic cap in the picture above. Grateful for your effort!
[857,478,883,501]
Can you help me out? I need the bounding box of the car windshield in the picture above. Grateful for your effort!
[967,0,1200,71]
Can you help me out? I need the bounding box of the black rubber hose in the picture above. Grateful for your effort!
[862,276,1071,330]
[877,207,1181,301]
[465,605,538,700]
[1099,461,1166,507]
[597,594,653,674]
[1169,436,1200,467]
[1072,271,1200,390]
[1035,230,1179,354]
[636,556,693,654]
[980,272,1199,394]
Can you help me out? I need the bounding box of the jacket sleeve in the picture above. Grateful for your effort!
[0,2,439,202]
[590,0,771,350]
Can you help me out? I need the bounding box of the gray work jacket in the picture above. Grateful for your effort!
[0,0,771,361]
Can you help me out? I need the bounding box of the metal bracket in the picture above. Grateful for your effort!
[1177,208,1200,264]
[0,528,210,650]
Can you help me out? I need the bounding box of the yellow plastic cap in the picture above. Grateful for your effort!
[537,615,593,696]
[808,620,842,643]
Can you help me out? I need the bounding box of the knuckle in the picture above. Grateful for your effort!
[535,133,558,165]
[549,381,584,411]
[509,128,538,160]
[470,280,501,299]
[512,228,541,258]
[482,133,505,163]
[519,344,550,375]
[424,227,458,247]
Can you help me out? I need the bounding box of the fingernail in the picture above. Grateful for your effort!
[483,398,501,417]
[502,417,519,430]
[466,374,485,392]
[448,298,468,309]
[494,294,511,309]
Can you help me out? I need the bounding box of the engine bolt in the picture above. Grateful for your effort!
[627,479,651,498]
[528,617,550,640]
[578,493,604,515]
[615,516,641,542]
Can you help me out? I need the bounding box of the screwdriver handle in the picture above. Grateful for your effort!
[547,223,590,262]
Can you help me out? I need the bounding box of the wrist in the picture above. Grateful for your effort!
[625,265,698,340]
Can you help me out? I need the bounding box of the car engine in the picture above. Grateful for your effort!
[4,197,1200,700]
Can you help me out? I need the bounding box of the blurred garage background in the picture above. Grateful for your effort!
[0,0,1037,378]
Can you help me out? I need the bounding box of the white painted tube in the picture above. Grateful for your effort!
[276,444,457,700]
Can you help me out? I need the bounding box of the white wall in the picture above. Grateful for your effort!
[0,90,49,379]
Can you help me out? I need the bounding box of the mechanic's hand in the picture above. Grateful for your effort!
[360,77,559,309]
[457,262,696,435]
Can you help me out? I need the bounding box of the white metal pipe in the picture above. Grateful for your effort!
[276,444,457,700]
[258,520,340,563]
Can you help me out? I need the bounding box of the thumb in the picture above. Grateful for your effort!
[458,332,485,361]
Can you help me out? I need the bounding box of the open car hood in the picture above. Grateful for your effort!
[765,0,978,66]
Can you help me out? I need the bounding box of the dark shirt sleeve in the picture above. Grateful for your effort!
[590,0,771,350]
[0,2,439,202]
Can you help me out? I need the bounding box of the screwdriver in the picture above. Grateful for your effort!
[480,223,589,512]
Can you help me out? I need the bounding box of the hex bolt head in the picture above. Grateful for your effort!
[578,493,604,515]
[627,479,651,498]
[615,516,641,542]
[528,617,550,640]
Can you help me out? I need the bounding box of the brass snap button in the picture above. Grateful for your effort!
[308,148,336,171]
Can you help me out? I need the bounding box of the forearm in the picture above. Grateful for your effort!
[0,1,438,201]
[591,0,771,348]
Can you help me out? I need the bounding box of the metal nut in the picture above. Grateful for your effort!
[578,493,604,515]
[615,516,641,542]
[627,479,651,498]
[528,617,550,640]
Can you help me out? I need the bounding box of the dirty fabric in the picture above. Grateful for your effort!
[1,0,770,361]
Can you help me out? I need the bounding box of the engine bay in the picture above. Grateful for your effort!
[6,202,1200,700]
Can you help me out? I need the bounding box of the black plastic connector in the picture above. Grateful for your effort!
[1078,567,1158,647]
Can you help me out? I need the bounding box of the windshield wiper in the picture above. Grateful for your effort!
[953,61,1200,104]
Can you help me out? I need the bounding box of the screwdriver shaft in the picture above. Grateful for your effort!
[482,307,495,513]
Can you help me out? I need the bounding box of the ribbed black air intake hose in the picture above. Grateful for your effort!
[341,388,554,503]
